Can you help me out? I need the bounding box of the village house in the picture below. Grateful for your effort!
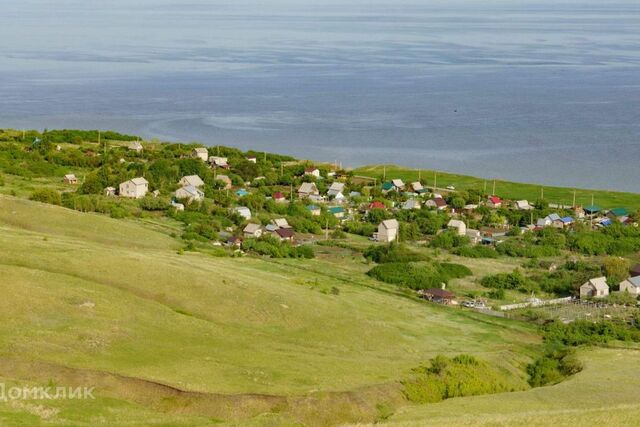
[619,276,640,297]
[329,206,346,219]
[306,204,321,216]
[466,229,482,244]
[128,141,143,153]
[243,223,263,238]
[447,219,467,236]
[368,200,386,211]
[272,191,287,203]
[298,182,319,198]
[304,167,321,178]
[273,227,295,242]
[192,147,208,162]
[246,156,257,163]
[487,196,502,208]
[327,182,345,198]
[515,200,532,210]
[376,219,399,243]
[179,175,205,188]
[209,156,229,168]
[419,288,455,305]
[579,277,610,299]
[236,189,249,197]
[170,200,185,211]
[233,206,252,220]
[425,197,447,210]
[273,218,291,229]
[402,198,421,210]
[175,185,204,202]
[391,179,405,191]
[63,173,78,184]
[410,181,427,194]
[608,207,629,221]
[215,174,232,189]
[119,177,148,199]
[104,186,116,197]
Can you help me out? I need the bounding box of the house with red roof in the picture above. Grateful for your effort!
[368,201,386,210]
[487,196,502,208]
[273,191,287,203]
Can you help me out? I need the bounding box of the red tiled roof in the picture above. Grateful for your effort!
[273,191,285,199]
[434,197,447,207]
[369,201,386,210]
[489,196,502,204]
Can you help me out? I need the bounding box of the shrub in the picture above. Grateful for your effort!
[453,245,499,258]
[367,262,471,290]
[403,354,517,403]
[30,188,61,205]
[363,243,429,264]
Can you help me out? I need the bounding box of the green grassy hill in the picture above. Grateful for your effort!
[0,196,540,426]
[382,347,640,427]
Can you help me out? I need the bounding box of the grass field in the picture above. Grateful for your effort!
[380,347,640,427]
[353,165,640,211]
[0,196,542,425]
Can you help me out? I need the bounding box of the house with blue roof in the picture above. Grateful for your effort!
[620,276,640,296]
[328,206,346,219]
[236,189,249,197]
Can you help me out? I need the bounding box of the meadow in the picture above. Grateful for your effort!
[0,196,539,425]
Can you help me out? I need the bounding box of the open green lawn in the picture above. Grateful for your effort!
[354,165,640,211]
[382,347,640,427]
[0,196,540,425]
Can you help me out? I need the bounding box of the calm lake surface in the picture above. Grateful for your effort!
[1,0,639,191]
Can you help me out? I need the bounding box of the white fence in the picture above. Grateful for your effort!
[500,296,572,311]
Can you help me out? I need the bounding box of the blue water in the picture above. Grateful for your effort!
[1,0,639,191]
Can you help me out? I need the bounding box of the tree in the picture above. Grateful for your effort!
[602,257,630,286]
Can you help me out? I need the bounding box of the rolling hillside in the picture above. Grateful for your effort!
[0,196,540,425]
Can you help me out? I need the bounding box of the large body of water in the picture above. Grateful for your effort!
[1,0,639,191]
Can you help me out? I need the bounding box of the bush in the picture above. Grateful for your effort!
[363,243,429,264]
[367,262,471,290]
[430,231,469,250]
[30,188,61,205]
[453,245,499,258]
[403,354,518,403]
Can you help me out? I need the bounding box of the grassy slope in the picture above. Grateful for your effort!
[0,196,539,425]
[382,347,640,427]
[354,165,640,210]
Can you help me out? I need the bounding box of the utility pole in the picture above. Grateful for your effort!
[383,165,386,181]
[492,179,496,196]
[290,183,293,200]
[434,172,437,191]
[590,194,594,228]
[541,187,544,200]
[572,190,576,208]
[418,169,421,181]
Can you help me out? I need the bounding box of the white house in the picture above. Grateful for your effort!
[273,218,291,229]
[376,219,399,243]
[63,173,78,184]
[209,156,229,168]
[243,223,263,238]
[447,219,467,236]
[579,277,610,299]
[411,181,426,194]
[515,200,532,210]
[402,199,421,210]
[234,206,252,220]
[119,177,148,198]
[128,141,143,153]
[104,186,116,197]
[171,200,185,211]
[466,229,482,244]
[619,276,640,297]
[179,175,205,188]
[327,182,345,198]
[192,147,208,162]
[298,182,319,198]
[391,179,405,191]
[175,185,204,202]
[304,167,321,178]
